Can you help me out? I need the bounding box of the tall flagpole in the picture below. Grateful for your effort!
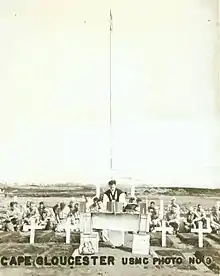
[109,10,113,178]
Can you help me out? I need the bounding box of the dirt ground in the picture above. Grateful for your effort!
[0,246,216,276]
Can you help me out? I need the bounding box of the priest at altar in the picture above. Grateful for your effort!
[101,180,126,247]
[103,180,126,209]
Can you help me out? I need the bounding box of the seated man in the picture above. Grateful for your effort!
[194,204,207,228]
[55,202,70,232]
[183,207,197,232]
[168,197,180,213]
[68,200,75,212]
[38,201,54,230]
[150,206,161,232]
[13,198,22,212]
[123,197,138,213]
[23,202,39,225]
[4,202,22,231]
[53,204,59,216]
[22,201,31,214]
[89,197,102,212]
[22,201,39,227]
[166,205,180,234]
[210,206,220,234]
[134,198,142,213]
[67,202,81,230]
[148,201,156,213]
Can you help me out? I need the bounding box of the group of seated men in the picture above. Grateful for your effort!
[2,194,220,236]
[146,199,220,235]
[3,200,81,232]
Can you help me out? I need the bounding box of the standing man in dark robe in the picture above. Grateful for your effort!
[103,180,126,210]
[101,180,126,247]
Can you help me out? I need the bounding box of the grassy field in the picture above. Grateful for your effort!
[1,193,220,211]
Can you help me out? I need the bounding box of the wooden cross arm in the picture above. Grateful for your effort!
[26,224,44,230]
[191,228,212,234]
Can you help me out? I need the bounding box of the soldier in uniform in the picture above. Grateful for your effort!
[194,204,207,228]
[183,207,197,232]
[5,202,22,231]
[22,201,39,226]
[166,205,180,234]
[38,201,54,230]
[210,206,220,234]
[168,197,180,213]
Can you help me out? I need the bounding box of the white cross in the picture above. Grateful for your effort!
[64,217,72,244]
[27,218,36,244]
[191,218,211,248]
[155,220,173,247]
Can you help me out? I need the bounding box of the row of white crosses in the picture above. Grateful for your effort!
[157,199,212,248]
[142,197,212,248]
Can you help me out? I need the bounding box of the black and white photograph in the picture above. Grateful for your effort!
[0,0,219,275]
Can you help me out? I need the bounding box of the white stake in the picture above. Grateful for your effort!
[65,217,71,244]
[29,219,35,244]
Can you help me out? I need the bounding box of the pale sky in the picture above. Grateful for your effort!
[0,0,219,187]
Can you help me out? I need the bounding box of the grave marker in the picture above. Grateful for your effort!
[65,217,71,244]
[80,232,99,253]
[29,219,35,244]
[191,219,212,247]
[25,218,43,244]
[155,220,173,247]
[132,233,150,255]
